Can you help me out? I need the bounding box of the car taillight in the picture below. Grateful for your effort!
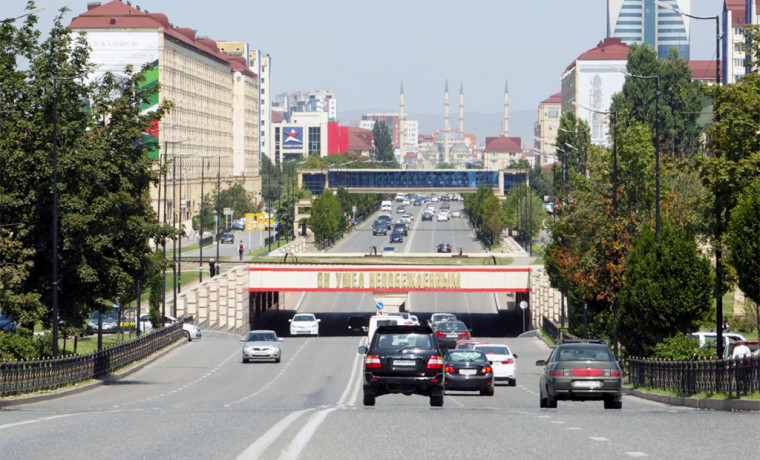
[365,355,382,369]
[501,359,514,365]
[481,366,493,374]
[445,365,455,374]
[570,368,604,377]
[458,331,469,338]
[551,370,566,377]
[427,355,444,369]
[610,370,621,377]
[435,331,446,337]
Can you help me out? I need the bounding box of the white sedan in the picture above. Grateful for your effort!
[474,344,517,386]
[437,212,449,222]
[289,313,321,336]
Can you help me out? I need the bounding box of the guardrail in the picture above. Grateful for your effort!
[628,355,760,396]
[0,323,183,396]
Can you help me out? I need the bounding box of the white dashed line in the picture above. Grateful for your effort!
[625,453,648,457]
[590,437,610,442]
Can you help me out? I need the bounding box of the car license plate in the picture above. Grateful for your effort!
[394,360,415,367]
[572,380,602,389]
[459,369,476,375]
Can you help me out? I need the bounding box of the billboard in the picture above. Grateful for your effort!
[282,126,303,150]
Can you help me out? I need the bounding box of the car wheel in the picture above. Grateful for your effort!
[242,357,248,363]
[275,356,281,364]
[509,379,517,387]
[603,396,622,409]
[546,389,557,408]
[184,330,192,341]
[480,388,494,396]
[430,394,444,407]
[363,393,376,406]
[540,395,547,408]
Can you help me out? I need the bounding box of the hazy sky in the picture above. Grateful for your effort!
[6,0,722,128]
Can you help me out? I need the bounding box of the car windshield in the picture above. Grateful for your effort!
[437,321,466,331]
[293,315,314,322]
[446,351,487,363]
[433,314,456,322]
[556,345,613,361]
[246,332,276,342]
[375,333,431,350]
[476,345,510,355]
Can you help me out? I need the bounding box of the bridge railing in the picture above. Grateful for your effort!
[0,323,183,397]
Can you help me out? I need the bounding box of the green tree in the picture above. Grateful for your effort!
[372,120,397,166]
[309,190,343,244]
[555,110,590,193]
[617,219,713,357]
[501,184,545,242]
[727,179,760,334]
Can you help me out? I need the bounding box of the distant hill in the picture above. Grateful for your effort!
[338,108,536,150]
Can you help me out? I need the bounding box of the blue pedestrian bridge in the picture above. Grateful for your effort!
[299,169,527,196]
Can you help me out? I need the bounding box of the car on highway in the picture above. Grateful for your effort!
[289,313,320,336]
[437,243,452,253]
[444,349,494,396]
[452,210,461,218]
[389,230,404,243]
[346,315,368,335]
[358,324,445,406]
[455,339,489,349]
[474,344,518,386]
[386,312,417,325]
[437,211,449,222]
[433,320,471,350]
[536,340,622,409]
[230,218,245,230]
[241,330,282,363]
[428,313,458,329]
[421,211,433,221]
[139,314,202,341]
[400,214,413,223]
[396,205,406,214]
[219,231,235,244]
[381,246,396,255]
[372,220,388,236]
[376,214,392,229]
[393,222,408,236]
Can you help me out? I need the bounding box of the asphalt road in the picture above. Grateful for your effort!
[2,334,755,459]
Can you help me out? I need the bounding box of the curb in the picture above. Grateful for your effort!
[623,387,760,411]
[0,338,187,409]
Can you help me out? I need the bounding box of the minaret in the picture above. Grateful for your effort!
[502,79,510,137]
[444,79,450,163]
[458,81,464,134]
[399,81,405,165]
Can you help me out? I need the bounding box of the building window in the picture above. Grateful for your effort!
[308,126,321,154]
[548,109,558,118]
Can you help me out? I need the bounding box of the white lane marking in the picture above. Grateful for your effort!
[278,407,338,460]
[590,437,610,442]
[551,420,565,424]
[625,453,648,458]
[566,427,582,430]
[336,340,365,406]
[293,292,307,312]
[236,409,315,460]
[0,410,124,431]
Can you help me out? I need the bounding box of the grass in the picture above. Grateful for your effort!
[58,330,139,356]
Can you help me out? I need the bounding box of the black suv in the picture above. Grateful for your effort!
[372,221,388,235]
[358,325,445,407]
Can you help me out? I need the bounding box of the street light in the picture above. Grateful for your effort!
[1,6,44,23]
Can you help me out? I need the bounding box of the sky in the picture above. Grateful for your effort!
[5,0,723,143]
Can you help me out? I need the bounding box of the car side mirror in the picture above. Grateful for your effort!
[288,319,292,323]
[358,345,367,354]
[513,354,519,358]
[536,359,546,366]
[278,338,284,342]
[317,319,322,323]
[240,337,245,342]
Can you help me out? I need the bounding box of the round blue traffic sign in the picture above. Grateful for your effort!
[375,301,384,311]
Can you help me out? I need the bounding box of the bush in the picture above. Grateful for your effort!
[653,335,715,360]
[0,327,52,361]
[731,316,756,334]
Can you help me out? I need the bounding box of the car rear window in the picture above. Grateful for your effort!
[476,345,510,355]
[557,346,613,361]
[375,333,432,350]
[446,351,487,363]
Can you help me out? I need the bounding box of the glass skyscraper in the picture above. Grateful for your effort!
[607,0,690,59]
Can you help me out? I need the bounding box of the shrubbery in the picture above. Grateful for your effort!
[0,327,53,361]
[653,335,716,360]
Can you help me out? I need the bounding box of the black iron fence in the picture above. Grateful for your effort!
[0,323,183,397]
[628,355,760,396]
[541,316,580,344]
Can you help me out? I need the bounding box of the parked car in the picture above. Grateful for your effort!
[444,349,494,396]
[219,232,235,244]
[87,310,119,334]
[0,311,17,333]
[139,314,202,341]
[728,340,759,359]
[433,320,470,349]
[437,243,452,253]
[474,344,518,386]
[389,230,404,243]
[289,313,320,336]
[689,331,747,358]
[230,218,245,230]
[536,339,622,409]
[358,324,445,406]
[241,330,282,363]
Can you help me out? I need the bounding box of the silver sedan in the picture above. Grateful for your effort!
[241,330,283,363]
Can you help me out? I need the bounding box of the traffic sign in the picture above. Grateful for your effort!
[375,301,384,311]
[258,223,265,230]
[224,207,232,216]
[245,213,256,224]
[246,222,255,232]
[519,300,528,310]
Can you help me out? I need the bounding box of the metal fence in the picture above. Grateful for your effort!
[0,323,183,397]
[628,355,760,396]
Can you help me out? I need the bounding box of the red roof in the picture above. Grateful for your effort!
[565,38,629,73]
[724,0,746,27]
[271,110,285,123]
[541,92,562,104]
[70,0,255,77]
[484,136,522,153]
[347,127,373,151]
[688,60,718,82]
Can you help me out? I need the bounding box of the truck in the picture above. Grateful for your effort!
[381,200,392,212]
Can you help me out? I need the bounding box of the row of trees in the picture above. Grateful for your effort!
[543,36,760,358]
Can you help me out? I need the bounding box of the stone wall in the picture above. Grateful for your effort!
[176,266,250,336]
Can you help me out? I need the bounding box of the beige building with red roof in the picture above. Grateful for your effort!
[483,136,523,170]
[534,92,562,167]
[70,0,261,225]
[561,37,628,146]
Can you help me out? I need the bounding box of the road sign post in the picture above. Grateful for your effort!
[519,300,528,333]
[375,301,384,315]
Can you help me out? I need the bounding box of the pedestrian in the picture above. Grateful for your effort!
[209,259,215,277]
[723,321,730,333]
[216,261,221,276]
[238,240,244,261]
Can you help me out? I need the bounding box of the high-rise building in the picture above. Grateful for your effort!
[608,0,691,59]
[723,0,759,85]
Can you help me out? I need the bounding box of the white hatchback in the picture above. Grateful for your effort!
[437,212,449,222]
[474,344,518,386]
[289,313,321,337]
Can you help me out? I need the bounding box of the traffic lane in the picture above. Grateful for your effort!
[0,336,363,459]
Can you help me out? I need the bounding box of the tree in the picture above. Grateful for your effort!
[555,110,590,192]
[727,179,760,334]
[372,120,396,166]
[617,219,713,357]
[309,190,343,244]
[501,184,545,243]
